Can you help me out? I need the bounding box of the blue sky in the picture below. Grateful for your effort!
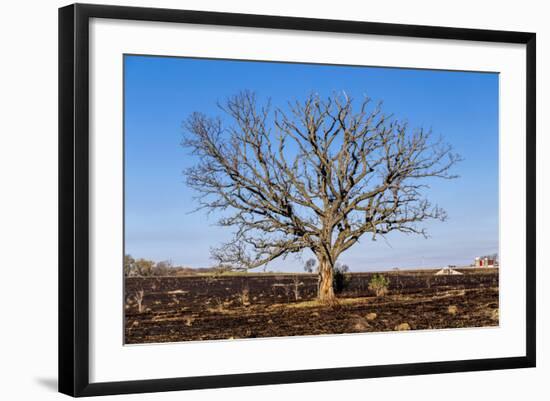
[124,55,499,271]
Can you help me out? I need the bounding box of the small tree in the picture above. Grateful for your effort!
[183,91,460,303]
[333,263,350,293]
[368,273,390,297]
[133,289,145,313]
[124,254,136,277]
[304,258,317,273]
[291,275,304,301]
[153,260,173,276]
[238,285,250,306]
[124,255,156,277]
[134,258,155,277]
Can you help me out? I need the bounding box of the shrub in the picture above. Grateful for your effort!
[124,255,156,277]
[124,254,136,277]
[291,275,304,301]
[333,263,351,293]
[238,286,250,306]
[368,273,390,297]
[133,289,145,313]
[152,260,173,276]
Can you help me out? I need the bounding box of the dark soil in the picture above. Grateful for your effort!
[124,269,499,344]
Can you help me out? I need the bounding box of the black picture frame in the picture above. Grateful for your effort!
[59,3,536,397]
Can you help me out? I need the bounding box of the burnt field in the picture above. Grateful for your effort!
[125,269,499,344]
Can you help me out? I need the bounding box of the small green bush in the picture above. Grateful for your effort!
[368,273,390,297]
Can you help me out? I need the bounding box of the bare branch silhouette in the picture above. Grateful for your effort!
[182,91,461,302]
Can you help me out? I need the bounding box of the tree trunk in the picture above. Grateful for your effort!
[318,258,336,303]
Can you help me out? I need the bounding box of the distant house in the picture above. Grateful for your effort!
[474,256,498,268]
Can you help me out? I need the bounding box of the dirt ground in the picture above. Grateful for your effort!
[124,269,499,344]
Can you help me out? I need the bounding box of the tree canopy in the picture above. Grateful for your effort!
[183,91,460,301]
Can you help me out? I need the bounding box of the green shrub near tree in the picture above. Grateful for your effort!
[368,273,390,297]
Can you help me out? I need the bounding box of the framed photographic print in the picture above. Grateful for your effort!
[58,3,536,397]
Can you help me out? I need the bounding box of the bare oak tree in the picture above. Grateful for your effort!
[182,91,460,303]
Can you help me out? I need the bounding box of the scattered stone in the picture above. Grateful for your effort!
[132,320,139,327]
[311,312,320,317]
[394,322,411,331]
[354,318,370,331]
[448,305,458,315]
[267,319,274,324]
[491,308,499,321]
[366,312,377,321]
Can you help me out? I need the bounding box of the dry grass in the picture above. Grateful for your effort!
[238,287,250,306]
[166,290,188,295]
[269,297,373,310]
[151,315,195,324]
